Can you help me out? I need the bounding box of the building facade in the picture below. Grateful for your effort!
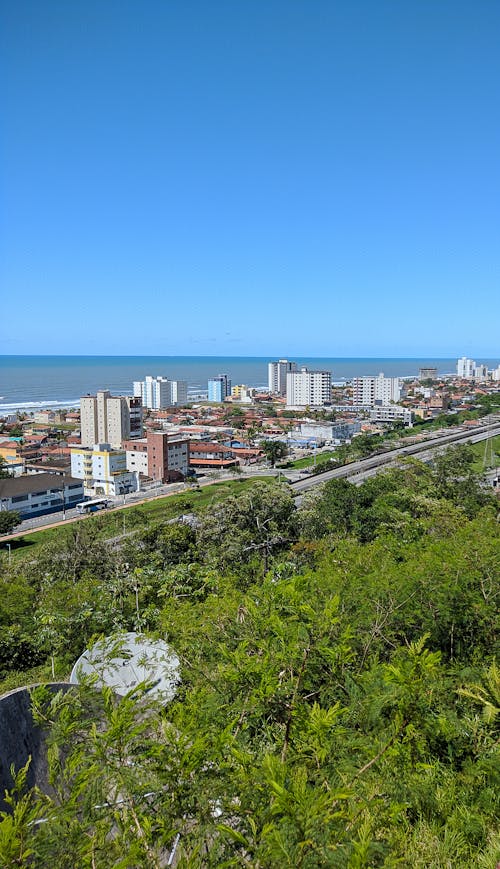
[268,359,297,396]
[0,474,84,519]
[418,368,438,381]
[352,374,401,407]
[369,406,413,426]
[123,431,189,482]
[208,375,231,402]
[286,368,331,407]
[456,357,476,379]
[70,444,138,496]
[133,376,188,409]
[80,391,143,448]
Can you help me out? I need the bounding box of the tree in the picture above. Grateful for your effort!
[197,481,296,574]
[0,510,21,535]
[0,457,12,479]
[262,440,288,467]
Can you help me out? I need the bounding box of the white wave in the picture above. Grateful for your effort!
[0,399,81,412]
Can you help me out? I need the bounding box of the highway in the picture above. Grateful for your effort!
[289,420,500,495]
[1,418,498,542]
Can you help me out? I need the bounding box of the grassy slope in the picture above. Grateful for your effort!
[1,477,275,561]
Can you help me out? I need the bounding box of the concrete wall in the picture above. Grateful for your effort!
[0,683,72,812]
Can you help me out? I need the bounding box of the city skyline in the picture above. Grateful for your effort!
[2,1,499,356]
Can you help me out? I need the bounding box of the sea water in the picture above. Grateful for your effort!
[0,355,492,413]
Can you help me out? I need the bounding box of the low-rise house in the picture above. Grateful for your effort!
[188,442,238,470]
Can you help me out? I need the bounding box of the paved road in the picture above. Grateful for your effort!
[2,418,498,542]
[290,421,500,495]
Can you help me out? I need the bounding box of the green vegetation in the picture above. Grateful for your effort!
[468,434,500,472]
[0,511,21,535]
[0,448,498,867]
[1,477,274,561]
[261,439,288,467]
[287,449,339,470]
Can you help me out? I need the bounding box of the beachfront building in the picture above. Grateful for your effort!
[268,359,297,396]
[418,368,438,381]
[286,368,331,407]
[123,431,189,482]
[0,474,84,519]
[352,374,401,407]
[208,375,231,403]
[133,376,188,409]
[456,357,476,379]
[231,385,253,403]
[80,391,143,448]
[70,444,138,497]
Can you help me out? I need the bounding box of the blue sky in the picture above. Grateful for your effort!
[1,1,499,357]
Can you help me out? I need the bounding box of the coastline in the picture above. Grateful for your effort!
[0,355,494,414]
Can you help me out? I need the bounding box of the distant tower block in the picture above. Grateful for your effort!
[418,367,438,381]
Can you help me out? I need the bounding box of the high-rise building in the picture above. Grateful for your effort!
[133,375,188,409]
[418,368,438,381]
[208,374,231,402]
[456,357,476,379]
[268,359,297,396]
[286,368,331,407]
[352,374,401,407]
[80,391,143,448]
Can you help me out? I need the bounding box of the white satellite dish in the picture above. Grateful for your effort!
[70,632,180,702]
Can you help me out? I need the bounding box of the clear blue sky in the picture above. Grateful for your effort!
[1,1,499,357]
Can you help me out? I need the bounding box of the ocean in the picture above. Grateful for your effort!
[0,355,495,413]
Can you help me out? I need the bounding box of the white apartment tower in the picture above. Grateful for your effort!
[286,368,331,407]
[352,374,401,407]
[268,359,297,396]
[80,390,143,448]
[456,357,476,379]
[133,375,188,409]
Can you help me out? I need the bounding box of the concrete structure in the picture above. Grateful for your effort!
[188,442,238,469]
[352,373,401,407]
[0,474,84,519]
[70,444,138,496]
[268,359,297,396]
[124,431,189,482]
[456,357,476,379]
[133,375,188,409]
[298,421,362,443]
[231,384,254,403]
[208,374,231,402]
[70,632,180,702]
[473,364,488,381]
[418,368,438,381]
[80,391,143,448]
[286,368,331,407]
[0,684,73,813]
[369,406,413,426]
